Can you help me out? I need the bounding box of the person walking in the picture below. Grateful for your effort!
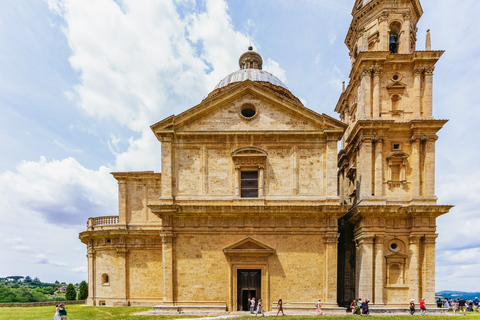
[436,298,442,308]
[315,300,322,315]
[54,304,60,320]
[250,297,256,314]
[58,304,67,320]
[350,300,356,314]
[276,299,284,316]
[255,298,265,316]
[362,299,369,315]
[452,300,458,314]
[409,299,415,316]
[443,298,450,310]
[459,297,466,315]
[420,298,426,316]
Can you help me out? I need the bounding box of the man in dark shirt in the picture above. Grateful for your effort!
[458,298,466,314]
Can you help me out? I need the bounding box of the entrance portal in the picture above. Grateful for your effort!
[237,269,261,311]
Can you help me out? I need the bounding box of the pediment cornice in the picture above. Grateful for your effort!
[223,236,275,256]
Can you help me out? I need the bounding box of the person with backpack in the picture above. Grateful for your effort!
[409,299,415,315]
[58,304,67,320]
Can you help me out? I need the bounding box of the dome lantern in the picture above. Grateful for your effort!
[239,46,263,70]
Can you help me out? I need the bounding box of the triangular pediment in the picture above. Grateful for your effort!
[223,237,275,256]
[151,80,346,138]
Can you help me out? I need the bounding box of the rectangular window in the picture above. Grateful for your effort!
[241,171,258,198]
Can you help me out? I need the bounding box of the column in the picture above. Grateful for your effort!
[408,235,421,303]
[292,146,299,195]
[424,67,435,119]
[413,68,423,119]
[116,248,129,305]
[161,232,175,304]
[259,165,265,197]
[374,138,384,198]
[378,12,389,51]
[423,234,438,307]
[200,146,208,195]
[425,136,438,198]
[87,248,95,306]
[401,12,412,54]
[356,235,375,301]
[410,137,420,198]
[160,136,174,202]
[362,68,372,119]
[372,67,382,119]
[373,235,385,306]
[326,138,338,199]
[234,166,240,197]
[118,180,127,225]
[324,233,339,307]
[359,138,373,201]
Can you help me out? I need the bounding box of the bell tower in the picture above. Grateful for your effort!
[336,0,452,309]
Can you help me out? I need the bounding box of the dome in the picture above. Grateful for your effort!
[213,68,288,90]
[213,46,288,91]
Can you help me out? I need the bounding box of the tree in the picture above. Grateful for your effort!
[24,276,32,283]
[65,283,76,301]
[33,277,40,283]
[78,281,88,300]
[55,280,59,284]
[6,276,24,282]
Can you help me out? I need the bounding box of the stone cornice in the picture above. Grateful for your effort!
[340,205,453,224]
[78,230,162,245]
[149,204,347,220]
[111,171,161,181]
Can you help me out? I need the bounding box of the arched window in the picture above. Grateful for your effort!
[102,273,109,285]
[389,22,402,54]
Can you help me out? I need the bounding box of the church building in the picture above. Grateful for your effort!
[80,0,451,311]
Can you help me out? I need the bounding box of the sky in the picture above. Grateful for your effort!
[0,0,479,292]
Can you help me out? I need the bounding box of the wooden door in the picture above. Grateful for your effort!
[237,269,261,311]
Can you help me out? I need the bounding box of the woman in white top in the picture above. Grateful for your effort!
[54,304,61,320]
[451,300,458,314]
[443,298,450,310]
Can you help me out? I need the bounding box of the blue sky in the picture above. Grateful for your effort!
[0,0,479,291]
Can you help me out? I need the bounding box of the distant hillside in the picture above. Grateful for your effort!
[436,291,480,301]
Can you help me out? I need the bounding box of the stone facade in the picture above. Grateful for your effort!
[79,0,451,311]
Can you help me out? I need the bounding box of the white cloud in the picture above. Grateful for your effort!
[263,58,287,85]
[0,156,116,226]
[72,266,87,273]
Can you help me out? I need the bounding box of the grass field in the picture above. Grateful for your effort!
[2,305,480,320]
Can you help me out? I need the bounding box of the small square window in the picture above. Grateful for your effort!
[393,144,400,150]
[106,239,111,244]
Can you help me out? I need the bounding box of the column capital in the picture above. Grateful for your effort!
[378,11,389,22]
[116,248,128,257]
[361,66,373,77]
[423,234,438,244]
[413,67,424,75]
[374,234,386,244]
[424,66,435,75]
[403,12,412,20]
[409,234,422,244]
[160,232,175,243]
[323,233,340,244]
[373,66,383,76]
[355,234,375,245]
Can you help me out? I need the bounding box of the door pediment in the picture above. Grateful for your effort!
[223,237,275,256]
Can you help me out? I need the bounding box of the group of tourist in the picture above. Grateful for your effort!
[349,299,370,315]
[248,297,266,316]
[437,297,480,314]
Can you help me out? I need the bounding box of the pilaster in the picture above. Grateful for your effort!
[424,67,435,119]
[355,235,375,301]
[410,136,421,198]
[413,68,423,119]
[324,233,339,307]
[408,235,421,302]
[326,137,338,199]
[161,232,175,304]
[372,67,382,119]
[373,137,384,198]
[423,234,438,307]
[358,137,373,200]
[424,136,437,198]
[373,235,385,306]
[116,247,129,305]
[160,136,174,202]
[87,248,95,306]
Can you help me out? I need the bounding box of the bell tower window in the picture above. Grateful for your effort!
[389,22,401,54]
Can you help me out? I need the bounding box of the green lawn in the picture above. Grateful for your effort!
[2,305,480,320]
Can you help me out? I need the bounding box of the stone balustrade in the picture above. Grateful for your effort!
[87,216,119,230]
